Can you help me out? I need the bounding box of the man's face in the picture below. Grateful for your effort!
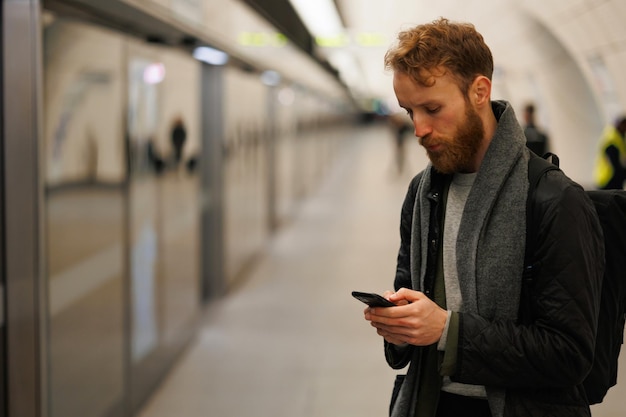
[393,71,485,174]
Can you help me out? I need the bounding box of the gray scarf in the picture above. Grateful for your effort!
[392,100,530,417]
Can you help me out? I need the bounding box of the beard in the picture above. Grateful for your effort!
[421,104,485,174]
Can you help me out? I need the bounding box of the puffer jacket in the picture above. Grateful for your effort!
[390,159,605,416]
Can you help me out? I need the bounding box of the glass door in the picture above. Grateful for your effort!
[43,15,127,417]
[126,38,203,411]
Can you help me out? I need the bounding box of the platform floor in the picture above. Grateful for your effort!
[137,124,626,417]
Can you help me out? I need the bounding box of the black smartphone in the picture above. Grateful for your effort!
[351,291,396,308]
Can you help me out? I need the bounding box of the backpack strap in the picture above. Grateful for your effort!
[525,151,560,266]
[521,152,560,322]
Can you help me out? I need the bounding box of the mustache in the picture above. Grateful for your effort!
[419,135,436,147]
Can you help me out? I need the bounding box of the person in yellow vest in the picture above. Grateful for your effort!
[594,116,626,189]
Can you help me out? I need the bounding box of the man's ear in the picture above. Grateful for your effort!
[471,76,491,106]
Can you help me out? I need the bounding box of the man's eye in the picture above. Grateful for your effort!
[426,107,440,114]
[405,109,413,118]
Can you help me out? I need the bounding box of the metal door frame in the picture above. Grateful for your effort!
[0,0,6,414]
[200,63,226,301]
[3,1,47,417]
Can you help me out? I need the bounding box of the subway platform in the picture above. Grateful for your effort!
[136,124,626,417]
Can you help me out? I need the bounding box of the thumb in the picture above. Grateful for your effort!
[390,287,425,303]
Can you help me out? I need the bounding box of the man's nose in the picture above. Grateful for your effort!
[412,116,431,138]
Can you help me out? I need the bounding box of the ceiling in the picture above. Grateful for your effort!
[239,0,574,111]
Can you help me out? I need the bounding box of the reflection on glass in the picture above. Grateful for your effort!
[128,55,162,363]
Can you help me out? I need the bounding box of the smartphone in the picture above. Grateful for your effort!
[351,291,396,308]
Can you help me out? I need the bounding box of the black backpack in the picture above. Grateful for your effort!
[525,152,626,404]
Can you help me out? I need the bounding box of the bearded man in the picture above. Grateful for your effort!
[361,18,604,417]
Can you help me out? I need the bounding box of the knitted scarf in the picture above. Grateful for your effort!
[392,100,530,417]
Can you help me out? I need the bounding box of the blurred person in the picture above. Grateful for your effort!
[388,112,413,174]
[170,116,187,167]
[522,103,549,156]
[593,115,626,190]
[361,17,603,417]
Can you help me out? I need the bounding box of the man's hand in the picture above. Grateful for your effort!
[363,288,447,346]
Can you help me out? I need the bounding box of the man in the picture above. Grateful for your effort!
[362,18,604,417]
[594,115,626,189]
[388,112,413,174]
[522,103,549,156]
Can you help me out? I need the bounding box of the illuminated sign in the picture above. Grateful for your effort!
[238,32,288,47]
[315,34,349,47]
